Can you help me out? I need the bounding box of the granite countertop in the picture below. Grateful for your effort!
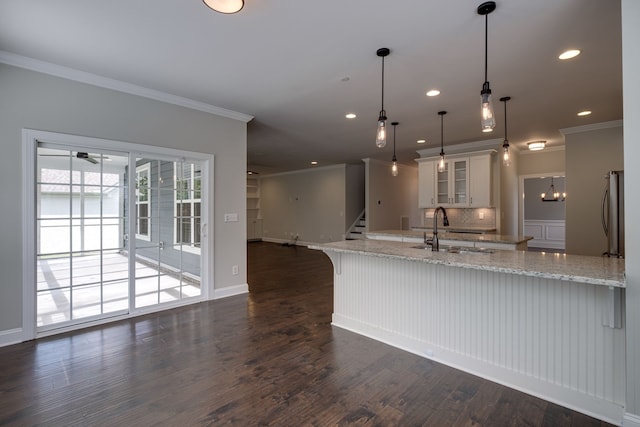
[367,229,533,245]
[411,226,496,233]
[308,239,625,288]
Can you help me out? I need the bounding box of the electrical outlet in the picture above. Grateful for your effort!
[232,265,239,275]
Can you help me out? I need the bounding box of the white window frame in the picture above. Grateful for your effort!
[135,163,151,241]
[174,162,202,255]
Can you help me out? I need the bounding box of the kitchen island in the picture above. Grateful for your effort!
[308,239,626,424]
[366,229,533,250]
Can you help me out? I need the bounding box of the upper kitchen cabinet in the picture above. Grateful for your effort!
[416,150,494,208]
[418,160,436,207]
[436,158,469,206]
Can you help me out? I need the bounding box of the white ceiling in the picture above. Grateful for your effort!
[0,0,622,174]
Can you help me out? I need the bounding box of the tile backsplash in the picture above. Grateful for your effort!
[423,208,496,228]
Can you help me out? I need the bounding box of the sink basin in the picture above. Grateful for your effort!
[411,244,494,254]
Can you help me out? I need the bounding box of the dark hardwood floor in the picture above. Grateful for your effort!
[0,242,613,426]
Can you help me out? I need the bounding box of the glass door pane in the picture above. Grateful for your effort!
[36,145,129,328]
[134,159,202,308]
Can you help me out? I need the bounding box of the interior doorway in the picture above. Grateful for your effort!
[520,174,566,251]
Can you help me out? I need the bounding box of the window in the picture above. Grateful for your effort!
[175,162,201,253]
[136,163,151,240]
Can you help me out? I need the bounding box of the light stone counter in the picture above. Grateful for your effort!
[366,229,533,247]
[309,239,624,287]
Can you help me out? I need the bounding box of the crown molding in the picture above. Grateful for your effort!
[260,163,346,178]
[415,138,502,158]
[0,50,254,123]
[560,120,623,135]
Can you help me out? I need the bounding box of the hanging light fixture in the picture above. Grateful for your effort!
[375,48,390,148]
[500,96,511,166]
[437,111,447,173]
[391,121,399,176]
[541,177,566,202]
[478,1,497,132]
[202,0,244,14]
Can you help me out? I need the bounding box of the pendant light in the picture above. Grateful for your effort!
[202,0,244,14]
[500,96,511,166]
[478,1,497,132]
[375,48,390,148]
[437,111,447,173]
[391,121,399,176]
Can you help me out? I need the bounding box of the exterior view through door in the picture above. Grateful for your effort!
[35,139,206,333]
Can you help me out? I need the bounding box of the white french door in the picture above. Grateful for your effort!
[26,131,211,336]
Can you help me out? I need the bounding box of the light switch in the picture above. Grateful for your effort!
[224,213,239,222]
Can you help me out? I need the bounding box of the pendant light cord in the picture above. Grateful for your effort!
[484,13,489,83]
[503,99,508,140]
[381,55,385,113]
[440,113,444,156]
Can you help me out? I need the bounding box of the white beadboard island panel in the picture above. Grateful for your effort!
[309,240,626,425]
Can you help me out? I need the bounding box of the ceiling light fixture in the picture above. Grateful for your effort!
[345,113,357,119]
[202,0,244,14]
[426,89,441,97]
[391,121,399,177]
[417,139,426,144]
[541,177,566,202]
[500,96,511,167]
[577,110,592,116]
[478,1,497,133]
[528,141,546,151]
[375,47,390,148]
[438,111,447,173]
[311,161,318,165]
[559,49,581,60]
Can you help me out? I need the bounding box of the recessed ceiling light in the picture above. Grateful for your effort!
[577,110,592,116]
[345,113,357,119]
[482,129,493,133]
[426,90,440,97]
[559,49,581,60]
[417,139,426,144]
[311,161,318,165]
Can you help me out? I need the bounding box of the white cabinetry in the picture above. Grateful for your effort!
[417,150,494,208]
[246,175,262,241]
[436,158,469,206]
[418,160,436,208]
[469,153,492,207]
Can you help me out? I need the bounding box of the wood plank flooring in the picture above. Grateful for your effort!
[0,242,614,426]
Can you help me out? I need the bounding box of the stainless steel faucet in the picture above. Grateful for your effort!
[426,207,449,251]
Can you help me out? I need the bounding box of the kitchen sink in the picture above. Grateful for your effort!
[411,244,494,254]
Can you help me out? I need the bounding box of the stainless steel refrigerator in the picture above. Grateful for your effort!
[602,170,624,258]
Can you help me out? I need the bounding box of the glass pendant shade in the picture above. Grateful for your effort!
[481,86,495,132]
[392,160,398,176]
[438,155,446,173]
[376,115,387,148]
[502,144,511,166]
[202,0,244,13]
[390,121,399,176]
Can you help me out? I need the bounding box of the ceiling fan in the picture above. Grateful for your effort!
[40,151,103,164]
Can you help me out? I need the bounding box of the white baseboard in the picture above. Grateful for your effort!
[0,328,24,347]
[624,412,640,427]
[213,283,248,299]
[261,237,322,247]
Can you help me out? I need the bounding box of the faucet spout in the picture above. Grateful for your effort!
[431,207,449,251]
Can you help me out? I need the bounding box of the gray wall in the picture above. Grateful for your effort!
[365,159,419,231]
[260,165,348,244]
[0,63,248,332]
[622,0,640,419]
[524,177,566,220]
[564,124,623,256]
